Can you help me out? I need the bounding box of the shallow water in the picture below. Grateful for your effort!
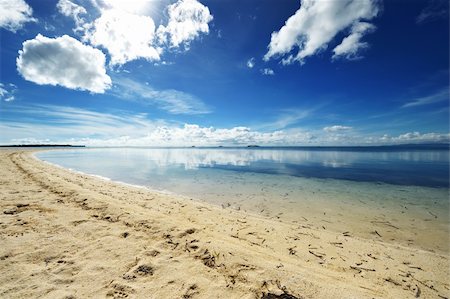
[37,146,449,187]
[37,147,450,253]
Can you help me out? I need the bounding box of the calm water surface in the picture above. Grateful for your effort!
[36,147,449,188]
[36,147,450,253]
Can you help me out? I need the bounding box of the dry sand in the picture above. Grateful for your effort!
[0,149,448,298]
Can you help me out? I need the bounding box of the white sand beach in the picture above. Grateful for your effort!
[0,149,448,298]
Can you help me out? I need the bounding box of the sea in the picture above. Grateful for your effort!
[36,146,450,252]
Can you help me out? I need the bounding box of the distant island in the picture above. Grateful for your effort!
[0,144,85,148]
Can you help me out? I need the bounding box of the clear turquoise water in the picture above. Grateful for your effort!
[36,146,449,188]
[35,147,450,252]
[35,146,450,217]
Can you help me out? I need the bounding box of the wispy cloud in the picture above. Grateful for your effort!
[112,77,211,115]
[29,105,153,129]
[0,82,17,102]
[2,104,448,146]
[323,125,352,133]
[416,0,448,24]
[1,104,164,141]
[0,104,313,146]
[401,88,449,108]
[253,108,314,131]
[261,68,274,76]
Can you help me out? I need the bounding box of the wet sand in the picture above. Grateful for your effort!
[170,170,449,255]
[0,149,449,298]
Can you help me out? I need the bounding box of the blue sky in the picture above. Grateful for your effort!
[0,0,448,146]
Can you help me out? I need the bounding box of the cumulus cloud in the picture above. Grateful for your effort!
[127,124,314,147]
[80,0,211,65]
[84,9,161,65]
[332,22,376,60]
[88,125,314,146]
[0,0,36,32]
[246,57,255,68]
[0,83,17,102]
[113,78,211,115]
[91,0,163,16]
[17,34,111,93]
[264,0,380,64]
[261,68,274,75]
[156,0,213,48]
[379,132,450,144]
[323,125,352,132]
[2,104,449,146]
[56,0,87,32]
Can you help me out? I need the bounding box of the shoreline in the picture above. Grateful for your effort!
[1,149,449,298]
[33,151,220,206]
[35,148,450,255]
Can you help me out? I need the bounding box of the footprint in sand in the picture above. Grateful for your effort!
[122,264,154,281]
[182,284,199,299]
[106,283,135,298]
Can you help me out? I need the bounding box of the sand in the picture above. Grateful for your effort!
[0,149,448,298]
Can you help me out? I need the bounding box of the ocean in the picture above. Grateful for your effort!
[36,146,450,252]
[36,146,449,187]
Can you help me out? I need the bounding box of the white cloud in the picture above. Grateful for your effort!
[2,104,449,146]
[156,0,213,48]
[246,57,255,68]
[56,0,87,32]
[59,0,212,66]
[0,104,313,146]
[0,0,36,32]
[261,68,274,76]
[0,104,164,144]
[113,77,211,115]
[332,22,376,60]
[128,125,314,147]
[0,83,17,102]
[84,9,161,65]
[379,132,450,144]
[264,0,380,64]
[17,34,111,93]
[323,125,352,132]
[416,0,448,24]
[253,108,314,131]
[401,88,449,108]
[92,0,165,17]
